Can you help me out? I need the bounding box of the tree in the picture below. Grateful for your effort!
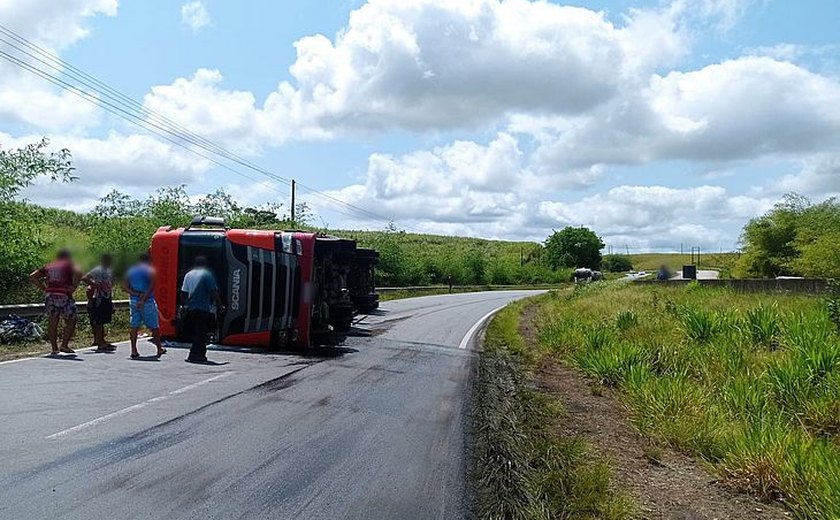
[145,185,193,226]
[735,193,805,278]
[0,138,75,295]
[602,254,633,273]
[0,138,75,200]
[195,189,243,222]
[544,226,604,270]
[734,194,840,278]
[93,190,144,218]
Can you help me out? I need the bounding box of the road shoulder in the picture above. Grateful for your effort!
[522,300,788,520]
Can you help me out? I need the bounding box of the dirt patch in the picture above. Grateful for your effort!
[518,302,790,520]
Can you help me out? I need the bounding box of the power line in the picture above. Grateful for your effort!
[0,23,399,227]
[0,48,285,198]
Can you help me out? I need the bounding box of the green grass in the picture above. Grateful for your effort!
[627,252,738,278]
[472,300,634,519]
[532,282,840,519]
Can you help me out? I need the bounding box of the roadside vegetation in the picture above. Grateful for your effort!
[531,281,840,519]
[1,139,571,305]
[472,300,634,519]
[735,194,840,279]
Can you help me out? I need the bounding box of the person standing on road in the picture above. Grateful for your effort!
[180,256,224,364]
[29,249,82,355]
[123,253,166,359]
[82,254,116,352]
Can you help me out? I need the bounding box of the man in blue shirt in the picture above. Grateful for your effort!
[123,253,166,359]
[181,256,224,363]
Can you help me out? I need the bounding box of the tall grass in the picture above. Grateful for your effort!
[534,283,840,519]
[473,302,634,519]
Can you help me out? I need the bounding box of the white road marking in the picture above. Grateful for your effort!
[45,372,233,439]
[458,303,510,350]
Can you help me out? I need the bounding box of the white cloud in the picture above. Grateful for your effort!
[774,154,840,197]
[4,132,212,211]
[181,1,212,32]
[326,133,528,224]
[143,69,263,152]
[264,0,685,134]
[0,0,117,129]
[533,57,840,173]
[143,0,687,143]
[536,185,775,250]
[0,0,118,50]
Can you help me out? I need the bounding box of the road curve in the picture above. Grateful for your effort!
[0,290,542,520]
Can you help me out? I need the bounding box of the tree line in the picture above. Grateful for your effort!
[4,138,834,304]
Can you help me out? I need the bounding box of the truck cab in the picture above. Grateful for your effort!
[150,217,378,349]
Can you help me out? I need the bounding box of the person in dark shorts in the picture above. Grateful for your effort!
[180,256,224,363]
[29,249,82,355]
[82,254,116,352]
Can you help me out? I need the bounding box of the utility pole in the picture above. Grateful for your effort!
[290,179,296,224]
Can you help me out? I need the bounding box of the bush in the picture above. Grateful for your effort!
[602,254,633,273]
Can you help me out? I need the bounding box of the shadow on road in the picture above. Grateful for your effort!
[43,354,83,361]
[129,355,161,362]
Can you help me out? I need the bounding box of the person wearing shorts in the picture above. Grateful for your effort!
[123,253,166,359]
[82,254,116,352]
[30,249,82,355]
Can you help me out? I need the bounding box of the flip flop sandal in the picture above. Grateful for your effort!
[59,347,75,354]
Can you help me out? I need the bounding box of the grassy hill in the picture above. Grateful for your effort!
[627,253,739,277]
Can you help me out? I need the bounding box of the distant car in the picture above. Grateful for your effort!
[638,271,647,276]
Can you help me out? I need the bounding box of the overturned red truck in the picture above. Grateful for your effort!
[150,217,379,349]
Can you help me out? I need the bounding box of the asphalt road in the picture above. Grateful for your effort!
[0,290,543,520]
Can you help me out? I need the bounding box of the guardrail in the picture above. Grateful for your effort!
[0,300,131,319]
[0,284,563,319]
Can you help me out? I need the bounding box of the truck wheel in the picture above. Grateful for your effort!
[333,317,353,332]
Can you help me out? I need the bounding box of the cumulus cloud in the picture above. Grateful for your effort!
[181,1,212,32]
[0,0,118,50]
[774,154,840,197]
[142,0,687,143]
[533,57,840,173]
[326,133,528,223]
[318,136,776,250]
[536,185,774,250]
[267,0,687,134]
[4,132,212,210]
[143,69,263,151]
[0,0,116,129]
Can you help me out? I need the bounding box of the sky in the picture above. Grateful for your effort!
[1,0,838,252]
